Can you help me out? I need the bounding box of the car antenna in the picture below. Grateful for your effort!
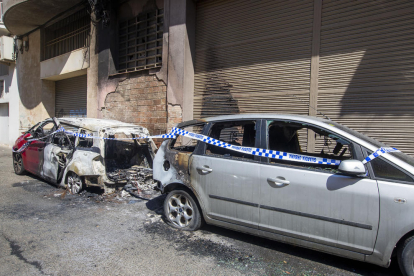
[287,94,331,121]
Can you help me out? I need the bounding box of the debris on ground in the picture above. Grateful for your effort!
[107,166,158,199]
[41,166,159,203]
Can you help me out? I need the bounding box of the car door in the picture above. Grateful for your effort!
[258,119,379,254]
[24,120,57,177]
[42,130,73,183]
[190,120,262,228]
[24,140,45,175]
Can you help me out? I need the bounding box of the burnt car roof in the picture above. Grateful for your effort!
[58,118,145,132]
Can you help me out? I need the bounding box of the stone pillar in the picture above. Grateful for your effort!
[87,22,99,118]
[158,0,196,130]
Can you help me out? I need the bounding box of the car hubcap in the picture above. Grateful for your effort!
[13,155,22,172]
[168,193,193,227]
[68,174,82,194]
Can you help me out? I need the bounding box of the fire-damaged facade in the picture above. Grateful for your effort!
[13,117,156,193]
[2,0,414,156]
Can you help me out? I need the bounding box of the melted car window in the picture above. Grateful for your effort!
[206,121,256,160]
[170,124,205,153]
[33,121,56,138]
[267,120,353,172]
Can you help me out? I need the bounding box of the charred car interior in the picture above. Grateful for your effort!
[13,117,157,194]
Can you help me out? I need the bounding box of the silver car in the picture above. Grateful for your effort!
[153,114,414,275]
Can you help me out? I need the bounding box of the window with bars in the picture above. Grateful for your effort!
[118,9,163,73]
[43,9,91,61]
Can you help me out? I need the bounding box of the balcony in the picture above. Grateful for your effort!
[3,0,84,35]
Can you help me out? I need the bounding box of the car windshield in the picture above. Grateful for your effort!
[321,119,414,167]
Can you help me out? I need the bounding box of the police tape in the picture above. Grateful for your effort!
[362,147,400,164]
[64,130,177,140]
[12,128,177,153]
[12,128,66,153]
[13,126,397,166]
[171,127,341,165]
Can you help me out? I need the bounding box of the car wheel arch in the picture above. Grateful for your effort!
[394,229,414,258]
[163,183,206,223]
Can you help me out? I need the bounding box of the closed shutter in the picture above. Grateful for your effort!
[55,75,87,118]
[194,0,314,119]
[318,1,414,155]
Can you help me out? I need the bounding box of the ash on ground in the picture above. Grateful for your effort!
[107,165,159,199]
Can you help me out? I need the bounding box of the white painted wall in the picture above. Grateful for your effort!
[0,63,20,145]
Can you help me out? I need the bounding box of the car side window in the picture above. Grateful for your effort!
[51,132,72,148]
[267,120,354,172]
[206,120,256,160]
[170,124,206,153]
[33,121,56,138]
[368,154,414,183]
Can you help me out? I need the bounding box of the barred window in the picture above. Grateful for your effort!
[118,9,163,73]
[43,9,91,61]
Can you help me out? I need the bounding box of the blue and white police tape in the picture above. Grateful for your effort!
[13,126,398,166]
[171,127,341,165]
[12,127,66,153]
[64,130,176,140]
[362,147,400,164]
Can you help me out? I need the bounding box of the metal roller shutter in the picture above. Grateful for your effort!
[55,75,87,118]
[318,1,414,155]
[194,0,314,119]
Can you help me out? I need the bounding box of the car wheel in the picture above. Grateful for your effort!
[13,153,25,175]
[164,189,202,231]
[398,236,414,276]
[67,173,83,194]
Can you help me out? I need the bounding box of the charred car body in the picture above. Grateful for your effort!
[13,117,156,193]
[154,114,414,275]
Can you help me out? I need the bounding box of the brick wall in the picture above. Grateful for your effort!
[167,104,183,131]
[103,73,167,136]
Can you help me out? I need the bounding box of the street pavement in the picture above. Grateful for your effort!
[0,145,403,275]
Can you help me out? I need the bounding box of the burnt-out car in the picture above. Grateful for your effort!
[13,117,156,194]
[153,114,414,275]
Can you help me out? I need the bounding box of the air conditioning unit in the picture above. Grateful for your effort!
[0,36,15,63]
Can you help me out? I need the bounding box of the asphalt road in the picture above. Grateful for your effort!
[0,145,403,276]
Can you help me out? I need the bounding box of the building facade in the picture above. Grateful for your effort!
[2,0,414,155]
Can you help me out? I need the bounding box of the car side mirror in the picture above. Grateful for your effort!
[338,160,366,176]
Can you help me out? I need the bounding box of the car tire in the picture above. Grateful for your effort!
[398,235,414,276]
[13,153,26,175]
[67,172,83,194]
[164,189,203,231]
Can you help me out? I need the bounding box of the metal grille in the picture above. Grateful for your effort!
[118,9,163,73]
[43,9,91,61]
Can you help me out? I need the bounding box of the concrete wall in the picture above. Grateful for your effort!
[40,48,89,81]
[157,0,196,130]
[16,30,55,132]
[0,63,20,145]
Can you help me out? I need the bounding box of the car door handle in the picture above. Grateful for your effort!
[196,166,213,174]
[267,177,290,187]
